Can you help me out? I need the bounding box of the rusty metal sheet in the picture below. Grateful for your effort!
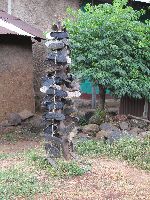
[0,26,16,35]
[0,10,45,39]
[119,96,150,120]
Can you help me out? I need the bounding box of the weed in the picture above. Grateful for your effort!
[0,167,51,200]
[76,136,150,171]
[0,152,22,160]
[2,132,17,143]
[89,108,106,125]
[26,149,90,177]
[78,116,88,126]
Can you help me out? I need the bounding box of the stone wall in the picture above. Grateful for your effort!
[0,0,79,110]
[0,35,35,122]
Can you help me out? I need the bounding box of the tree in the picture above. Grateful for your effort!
[64,0,150,110]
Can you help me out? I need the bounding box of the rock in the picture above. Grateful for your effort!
[0,120,9,127]
[29,116,46,132]
[96,128,131,143]
[100,122,120,132]
[107,130,131,144]
[130,119,138,127]
[7,113,22,126]
[96,130,109,140]
[82,124,99,136]
[119,122,129,130]
[138,121,148,129]
[19,110,34,121]
[139,131,150,139]
[130,119,147,129]
[129,127,142,136]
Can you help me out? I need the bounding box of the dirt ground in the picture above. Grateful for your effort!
[0,139,150,200]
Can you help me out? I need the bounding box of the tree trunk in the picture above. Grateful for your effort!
[143,100,148,119]
[98,85,106,110]
[92,85,96,109]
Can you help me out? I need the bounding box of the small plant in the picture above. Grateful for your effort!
[76,136,150,171]
[88,108,106,125]
[0,167,51,199]
[56,160,89,177]
[78,116,88,126]
[26,148,90,177]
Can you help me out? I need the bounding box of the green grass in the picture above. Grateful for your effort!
[0,152,23,160]
[26,149,90,178]
[0,167,52,200]
[76,136,150,171]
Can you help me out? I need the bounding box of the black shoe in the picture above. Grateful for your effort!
[46,88,68,98]
[44,112,65,121]
[44,125,58,135]
[48,102,64,110]
[50,32,69,40]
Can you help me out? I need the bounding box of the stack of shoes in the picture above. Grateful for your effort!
[40,22,81,162]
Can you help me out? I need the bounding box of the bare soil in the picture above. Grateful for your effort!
[0,140,150,200]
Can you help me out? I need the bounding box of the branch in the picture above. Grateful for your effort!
[127,114,150,124]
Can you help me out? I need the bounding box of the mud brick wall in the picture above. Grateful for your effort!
[0,0,79,110]
[0,35,35,122]
[0,0,7,12]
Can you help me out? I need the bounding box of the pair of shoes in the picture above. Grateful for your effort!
[44,112,65,121]
[46,88,68,97]
[47,102,64,110]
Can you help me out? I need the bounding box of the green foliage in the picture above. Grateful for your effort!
[76,136,150,170]
[65,0,150,100]
[78,116,88,126]
[89,108,106,124]
[26,149,89,178]
[0,168,51,200]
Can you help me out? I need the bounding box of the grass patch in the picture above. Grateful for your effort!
[26,149,90,178]
[0,128,41,144]
[76,136,150,171]
[0,167,51,200]
[0,152,23,160]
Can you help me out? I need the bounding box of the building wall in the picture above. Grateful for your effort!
[0,35,35,121]
[0,0,80,110]
[0,0,7,12]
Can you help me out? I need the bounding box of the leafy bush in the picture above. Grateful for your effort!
[65,0,150,110]
[76,136,150,170]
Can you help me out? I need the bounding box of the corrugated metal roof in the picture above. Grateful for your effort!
[0,10,45,40]
[134,0,150,3]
